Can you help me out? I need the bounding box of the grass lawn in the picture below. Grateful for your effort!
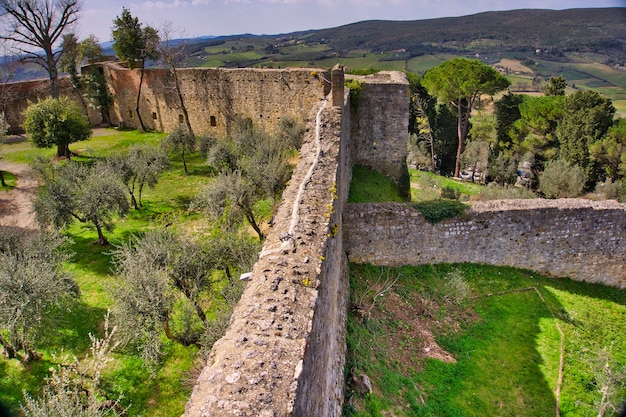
[348,165,407,203]
[344,263,626,417]
[0,128,221,417]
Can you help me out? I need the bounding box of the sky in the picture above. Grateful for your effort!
[77,0,626,42]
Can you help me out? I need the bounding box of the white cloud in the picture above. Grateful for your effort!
[139,0,212,9]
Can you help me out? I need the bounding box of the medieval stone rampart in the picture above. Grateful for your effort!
[0,76,101,132]
[344,199,626,288]
[101,65,331,136]
[348,71,409,184]
[183,86,352,416]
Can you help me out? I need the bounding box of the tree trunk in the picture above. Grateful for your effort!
[56,143,70,159]
[136,65,146,132]
[129,191,139,210]
[49,56,60,99]
[244,209,265,242]
[455,103,464,178]
[181,148,188,175]
[172,67,195,137]
[94,221,109,245]
[0,334,17,359]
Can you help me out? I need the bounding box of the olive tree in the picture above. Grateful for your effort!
[194,118,300,241]
[111,228,258,367]
[33,161,129,245]
[161,125,196,175]
[107,145,170,209]
[538,159,585,198]
[193,169,265,240]
[22,96,91,158]
[0,227,76,364]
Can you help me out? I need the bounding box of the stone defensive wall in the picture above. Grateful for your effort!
[344,199,626,288]
[348,71,410,185]
[100,64,332,136]
[184,72,353,416]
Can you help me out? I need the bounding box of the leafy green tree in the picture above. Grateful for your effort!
[0,0,82,99]
[508,95,564,166]
[460,140,490,183]
[538,159,585,198]
[488,152,518,185]
[557,90,615,189]
[0,228,76,364]
[590,118,626,182]
[111,8,160,131]
[494,92,524,156]
[59,33,103,98]
[407,72,436,168]
[544,75,567,96]
[82,69,114,125]
[33,161,129,245]
[422,58,510,177]
[22,97,91,158]
[162,125,196,174]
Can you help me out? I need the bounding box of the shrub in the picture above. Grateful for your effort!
[413,199,468,224]
[441,185,460,200]
[475,182,536,200]
[345,79,362,109]
[539,159,585,198]
[594,179,624,201]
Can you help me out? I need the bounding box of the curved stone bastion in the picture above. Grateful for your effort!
[344,199,626,288]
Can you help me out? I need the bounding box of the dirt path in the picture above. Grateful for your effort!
[0,160,37,228]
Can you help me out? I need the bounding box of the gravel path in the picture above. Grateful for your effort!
[0,160,37,228]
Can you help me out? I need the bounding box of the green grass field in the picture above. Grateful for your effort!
[345,263,626,417]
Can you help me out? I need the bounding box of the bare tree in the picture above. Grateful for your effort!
[0,0,82,98]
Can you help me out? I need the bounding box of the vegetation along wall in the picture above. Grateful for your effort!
[0,77,101,132]
[344,199,626,288]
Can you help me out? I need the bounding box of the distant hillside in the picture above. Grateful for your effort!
[303,8,626,60]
